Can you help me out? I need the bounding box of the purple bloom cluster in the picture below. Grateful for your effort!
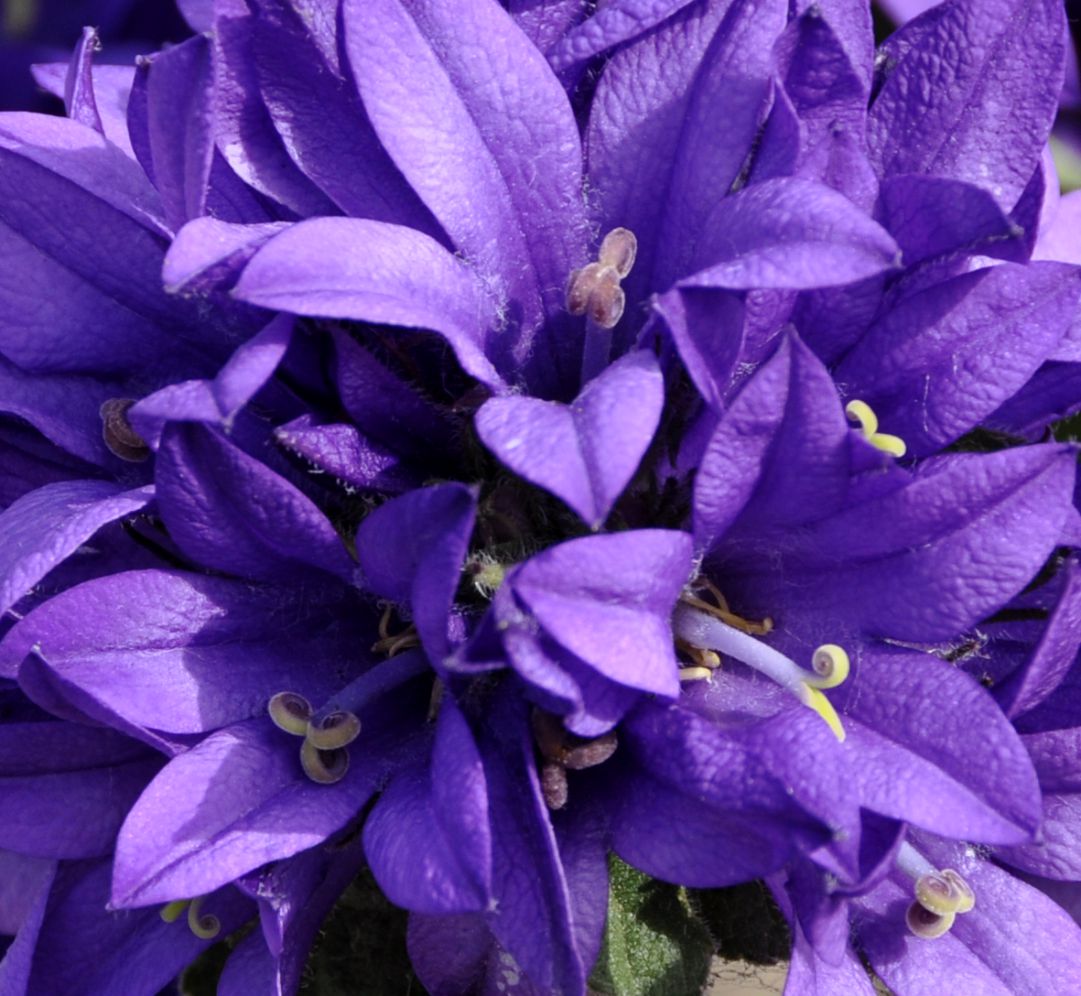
[1,0,1081,993]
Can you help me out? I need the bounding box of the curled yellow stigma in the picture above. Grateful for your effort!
[794,645,850,742]
[797,685,846,742]
[159,899,189,924]
[845,399,907,457]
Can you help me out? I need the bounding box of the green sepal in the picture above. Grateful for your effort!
[588,855,713,996]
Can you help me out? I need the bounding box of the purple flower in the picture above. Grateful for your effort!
[1,0,1080,993]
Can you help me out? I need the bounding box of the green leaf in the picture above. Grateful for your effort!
[690,881,790,966]
[300,868,419,996]
[588,855,713,996]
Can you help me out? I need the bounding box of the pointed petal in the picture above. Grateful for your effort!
[233,217,505,389]
[512,531,693,696]
[476,350,664,528]
[0,480,152,627]
[156,422,355,583]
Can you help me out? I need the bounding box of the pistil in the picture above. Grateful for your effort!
[845,400,907,457]
[897,841,976,939]
[269,651,430,784]
[673,603,849,741]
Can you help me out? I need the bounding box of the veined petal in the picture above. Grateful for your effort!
[233,216,505,389]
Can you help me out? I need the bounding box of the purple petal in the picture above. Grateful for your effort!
[127,35,215,231]
[112,716,399,906]
[835,650,1043,844]
[741,447,1077,643]
[129,315,293,448]
[512,530,693,696]
[0,356,122,467]
[212,10,338,215]
[476,350,664,528]
[986,360,1081,439]
[6,569,369,734]
[64,28,105,136]
[869,0,1066,208]
[251,10,439,233]
[34,56,135,159]
[163,218,289,295]
[547,0,697,72]
[587,0,786,299]
[680,178,900,290]
[233,217,505,389]
[275,414,418,493]
[0,114,219,377]
[694,334,851,548]
[880,174,1027,264]
[994,559,1081,718]
[156,422,355,584]
[653,287,745,410]
[356,483,476,664]
[365,698,491,913]
[16,860,252,996]
[836,263,1080,455]
[343,0,589,382]
[0,480,152,628]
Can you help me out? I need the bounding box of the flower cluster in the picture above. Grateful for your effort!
[1,0,1081,993]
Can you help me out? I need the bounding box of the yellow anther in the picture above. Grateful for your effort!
[808,644,850,690]
[845,399,907,457]
[159,899,190,923]
[798,684,846,742]
[679,665,714,682]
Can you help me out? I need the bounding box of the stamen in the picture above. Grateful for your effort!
[187,896,221,940]
[681,580,773,636]
[845,399,907,457]
[100,398,150,463]
[372,604,420,657]
[571,227,639,384]
[679,665,714,682]
[562,732,618,770]
[598,227,638,278]
[532,709,618,809]
[541,762,568,810]
[906,901,955,940]
[673,605,848,741]
[915,871,972,916]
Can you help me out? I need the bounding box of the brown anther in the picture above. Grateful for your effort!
[541,762,569,810]
[565,228,637,328]
[100,398,150,462]
[562,730,618,770]
[567,262,604,315]
[598,227,637,278]
[587,268,625,329]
